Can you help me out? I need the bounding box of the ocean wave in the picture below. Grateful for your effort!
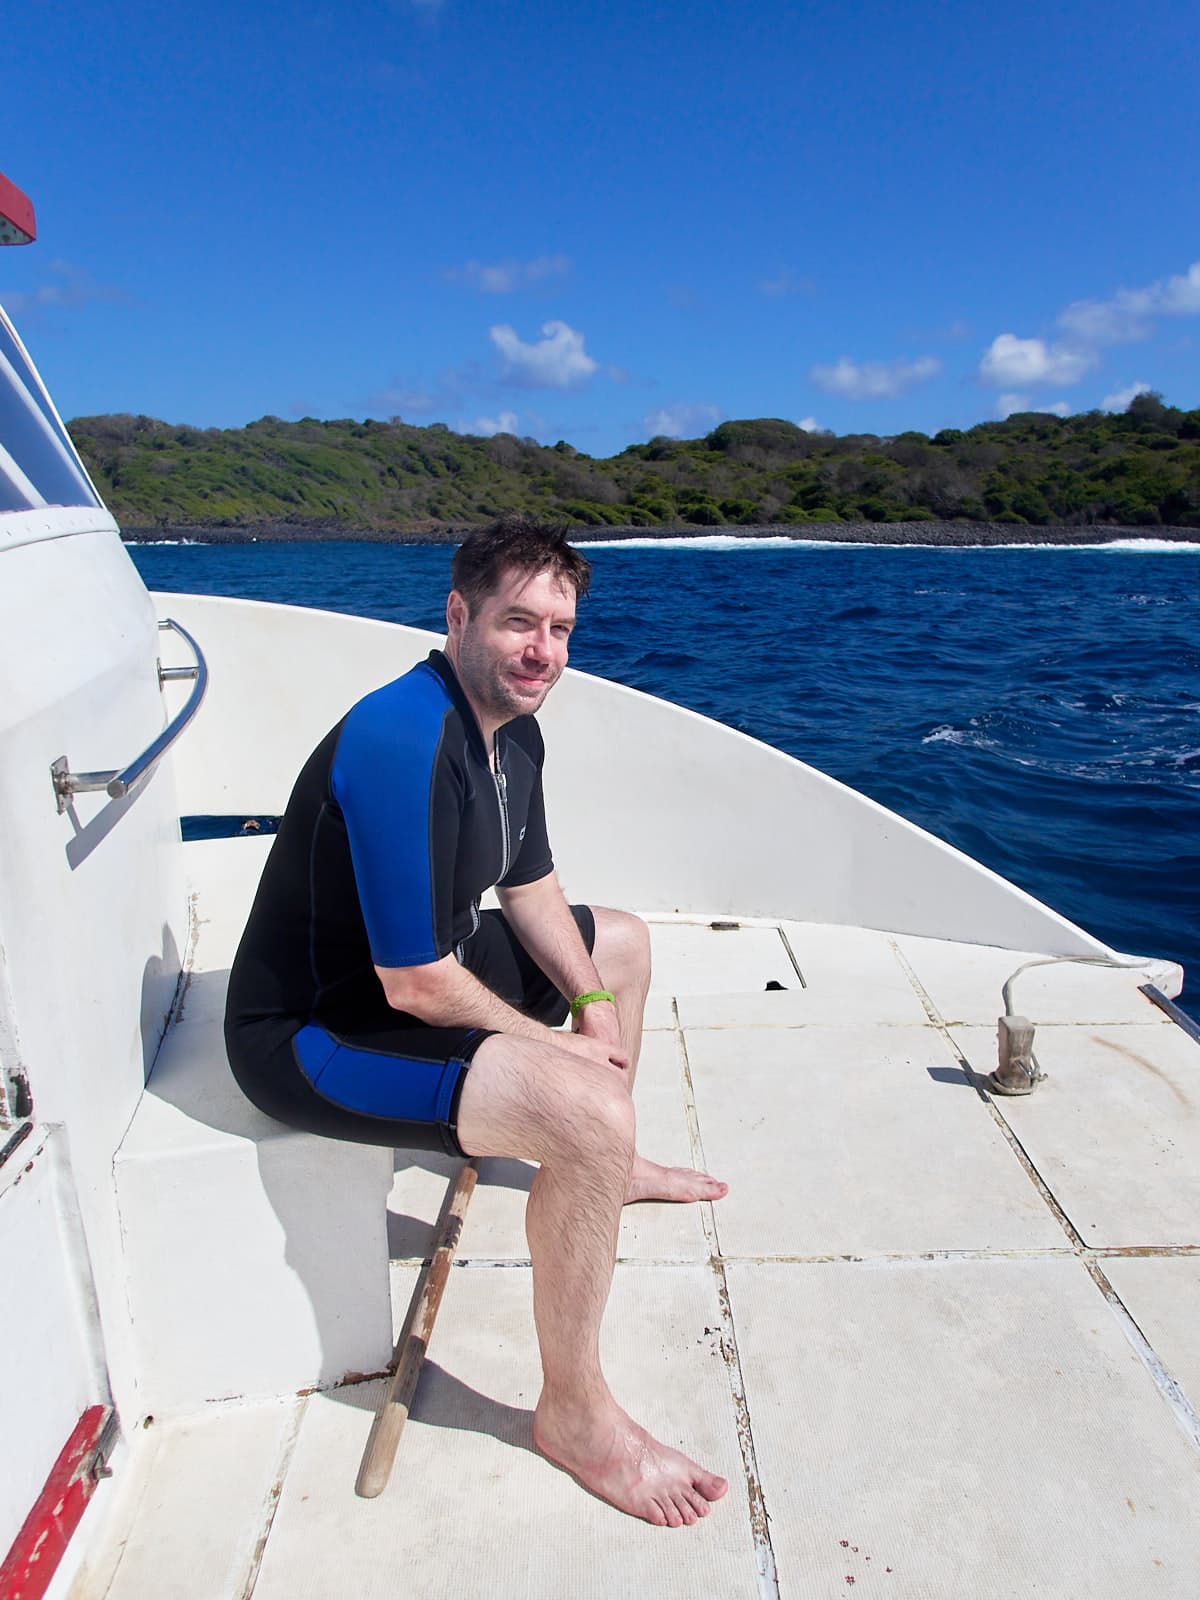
[830,603,882,622]
[633,649,702,669]
[581,535,810,550]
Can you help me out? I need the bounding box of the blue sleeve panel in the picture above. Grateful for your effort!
[330,665,459,968]
[293,1022,466,1124]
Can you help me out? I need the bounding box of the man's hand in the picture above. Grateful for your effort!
[574,997,623,1051]
[555,1027,630,1078]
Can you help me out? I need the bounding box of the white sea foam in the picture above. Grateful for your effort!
[577,534,1200,553]
[1094,538,1200,553]
[961,538,1200,553]
[578,534,815,551]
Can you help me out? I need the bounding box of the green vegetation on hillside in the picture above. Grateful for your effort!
[68,392,1200,533]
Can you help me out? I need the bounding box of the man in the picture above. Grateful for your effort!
[225,516,729,1527]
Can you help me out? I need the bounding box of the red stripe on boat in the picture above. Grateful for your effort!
[0,1406,112,1600]
[0,172,37,245]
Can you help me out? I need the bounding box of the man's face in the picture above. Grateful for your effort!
[446,564,576,730]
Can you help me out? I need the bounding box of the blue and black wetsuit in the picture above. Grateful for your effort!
[224,649,593,1156]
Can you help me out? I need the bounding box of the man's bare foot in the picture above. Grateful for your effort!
[534,1394,728,1527]
[626,1154,728,1205]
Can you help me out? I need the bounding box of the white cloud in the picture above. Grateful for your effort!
[809,355,940,400]
[490,320,598,389]
[982,258,1200,398]
[758,270,814,298]
[642,403,721,440]
[1102,381,1152,412]
[1046,401,1072,416]
[1058,260,1200,346]
[3,259,121,315]
[1056,297,1149,347]
[796,416,821,432]
[1158,260,1200,314]
[447,255,570,294]
[979,334,1095,388]
[470,410,520,437]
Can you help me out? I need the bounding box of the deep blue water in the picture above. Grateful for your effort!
[128,536,1200,1018]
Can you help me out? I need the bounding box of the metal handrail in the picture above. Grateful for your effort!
[50,618,208,812]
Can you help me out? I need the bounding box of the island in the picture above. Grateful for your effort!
[67,393,1200,547]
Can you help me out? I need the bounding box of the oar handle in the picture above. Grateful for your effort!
[355,1158,479,1498]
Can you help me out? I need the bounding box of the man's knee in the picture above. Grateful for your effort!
[572,1066,636,1155]
[535,1049,635,1168]
[458,1033,634,1166]
[592,907,651,987]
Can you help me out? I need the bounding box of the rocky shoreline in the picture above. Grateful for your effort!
[120,519,1200,547]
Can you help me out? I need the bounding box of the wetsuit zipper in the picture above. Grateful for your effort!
[456,896,480,963]
[492,734,511,882]
[458,740,508,964]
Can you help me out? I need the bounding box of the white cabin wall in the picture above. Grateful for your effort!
[0,529,189,1419]
[155,593,1108,957]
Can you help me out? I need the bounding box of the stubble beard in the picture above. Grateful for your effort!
[456,631,558,724]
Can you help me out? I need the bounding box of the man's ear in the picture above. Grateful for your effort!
[446,589,468,636]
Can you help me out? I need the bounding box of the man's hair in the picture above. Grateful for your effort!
[451,515,592,612]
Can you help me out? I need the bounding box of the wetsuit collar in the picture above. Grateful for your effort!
[425,649,491,762]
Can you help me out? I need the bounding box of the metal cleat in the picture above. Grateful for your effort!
[987,1014,1042,1095]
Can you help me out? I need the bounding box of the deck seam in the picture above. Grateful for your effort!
[390,1244,1200,1269]
[238,1399,306,1599]
[890,938,1200,1459]
[675,1000,781,1600]
[774,926,807,988]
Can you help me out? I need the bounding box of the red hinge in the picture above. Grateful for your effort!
[0,1405,116,1600]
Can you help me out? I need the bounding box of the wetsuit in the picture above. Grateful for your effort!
[224,649,593,1156]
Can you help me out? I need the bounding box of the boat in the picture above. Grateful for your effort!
[3,168,1199,1598]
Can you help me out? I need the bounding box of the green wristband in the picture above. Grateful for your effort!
[569,989,616,1018]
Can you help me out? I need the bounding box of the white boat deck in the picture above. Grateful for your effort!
[80,848,1200,1599]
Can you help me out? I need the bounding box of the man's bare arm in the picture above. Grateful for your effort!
[373,944,628,1070]
[496,871,604,1001]
[496,872,622,1049]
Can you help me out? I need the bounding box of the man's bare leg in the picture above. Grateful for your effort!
[588,906,652,1083]
[589,907,728,1207]
[457,1033,728,1526]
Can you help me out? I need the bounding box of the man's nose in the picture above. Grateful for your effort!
[525,626,552,660]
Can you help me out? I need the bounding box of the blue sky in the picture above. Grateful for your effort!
[3,0,1198,454]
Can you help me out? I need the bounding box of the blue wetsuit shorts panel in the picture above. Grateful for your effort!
[226,906,595,1159]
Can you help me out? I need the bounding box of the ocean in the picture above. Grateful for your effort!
[127,536,1200,1018]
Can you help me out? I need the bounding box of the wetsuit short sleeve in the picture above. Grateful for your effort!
[330,671,461,967]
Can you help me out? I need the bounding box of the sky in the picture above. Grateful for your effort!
[3,0,1198,455]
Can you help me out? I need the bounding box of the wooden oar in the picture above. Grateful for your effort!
[356,1157,479,1498]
